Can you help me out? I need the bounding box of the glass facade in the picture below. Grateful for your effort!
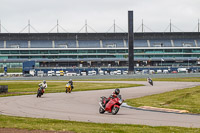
[0,32,200,68]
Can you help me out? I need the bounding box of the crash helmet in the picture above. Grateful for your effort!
[114,88,120,95]
[69,79,72,82]
[43,80,46,84]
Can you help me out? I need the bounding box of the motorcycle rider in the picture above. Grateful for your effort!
[103,88,120,107]
[68,79,74,89]
[38,80,48,94]
[147,77,152,82]
[147,77,153,86]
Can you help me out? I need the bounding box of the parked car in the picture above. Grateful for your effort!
[88,70,96,76]
[81,72,87,76]
[37,71,44,77]
[172,71,178,73]
[163,70,169,74]
[60,70,64,76]
[123,71,128,75]
[99,70,104,75]
[116,70,122,75]
[47,71,54,76]
[56,71,60,76]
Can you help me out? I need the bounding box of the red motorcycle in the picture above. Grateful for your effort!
[99,95,123,115]
[36,86,44,98]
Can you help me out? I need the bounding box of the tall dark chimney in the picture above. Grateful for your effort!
[128,11,134,74]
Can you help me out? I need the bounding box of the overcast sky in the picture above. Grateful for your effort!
[0,0,200,33]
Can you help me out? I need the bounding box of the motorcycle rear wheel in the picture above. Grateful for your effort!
[99,107,105,114]
[37,90,40,98]
[112,107,119,115]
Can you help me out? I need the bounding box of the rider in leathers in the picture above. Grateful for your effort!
[38,80,48,94]
[104,88,120,107]
[68,79,74,89]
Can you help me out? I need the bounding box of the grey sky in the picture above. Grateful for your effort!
[0,0,199,33]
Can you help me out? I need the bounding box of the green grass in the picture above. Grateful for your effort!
[126,86,200,114]
[0,115,199,133]
[0,81,142,97]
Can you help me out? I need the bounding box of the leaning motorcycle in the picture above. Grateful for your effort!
[99,95,123,115]
[65,83,72,93]
[37,86,44,98]
[148,79,153,86]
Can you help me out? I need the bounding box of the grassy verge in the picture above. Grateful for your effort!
[0,115,199,133]
[0,81,143,97]
[126,86,200,114]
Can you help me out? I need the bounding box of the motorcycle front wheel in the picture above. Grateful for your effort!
[37,91,41,98]
[112,107,119,115]
[99,107,105,114]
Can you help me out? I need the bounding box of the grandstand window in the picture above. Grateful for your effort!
[48,56,58,59]
[8,56,19,59]
[106,55,116,58]
[173,49,182,52]
[183,55,191,57]
[164,49,173,53]
[1,51,9,54]
[20,50,29,54]
[31,56,41,59]
[183,49,192,53]
[68,55,77,58]
[40,50,48,54]
[88,55,97,58]
[144,50,163,53]
[98,55,106,58]
[107,49,115,53]
[20,56,29,59]
[59,56,66,58]
[135,49,144,53]
[49,50,59,54]
[78,50,87,53]
[78,55,85,58]
[30,50,39,54]
[152,55,164,57]
[115,55,123,58]
[0,56,8,59]
[192,49,200,53]
[68,50,77,54]
[10,51,19,54]
[97,50,106,53]
[116,49,126,53]
[59,50,68,54]
[88,50,96,53]
[135,55,144,58]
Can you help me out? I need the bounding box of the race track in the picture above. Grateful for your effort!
[0,81,200,128]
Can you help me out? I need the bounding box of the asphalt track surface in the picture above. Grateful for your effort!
[0,81,200,128]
